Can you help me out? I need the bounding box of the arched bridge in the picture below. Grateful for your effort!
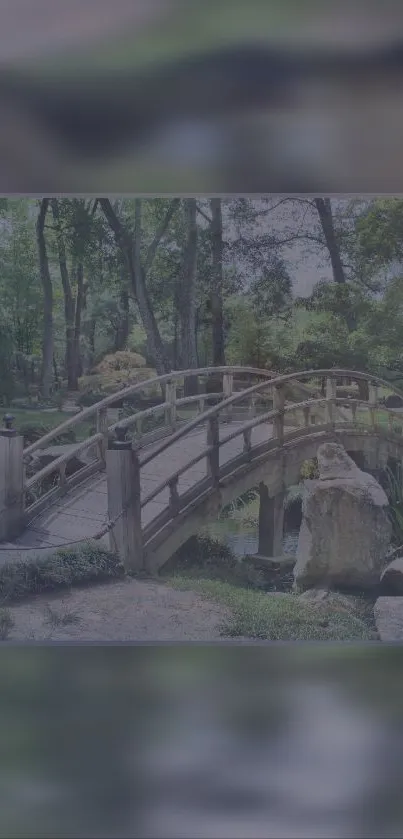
[1,366,403,571]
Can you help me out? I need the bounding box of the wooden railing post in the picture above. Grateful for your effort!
[168,476,180,516]
[165,380,177,429]
[326,377,337,426]
[223,372,233,422]
[96,407,108,463]
[206,414,220,485]
[0,420,24,542]
[248,394,257,420]
[303,406,311,428]
[273,385,285,444]
[368,382,378,428]
[243,427,252,457]
[59,462,67,494]
[106,437,143,572]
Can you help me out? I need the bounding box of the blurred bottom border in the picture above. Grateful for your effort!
[1,644,403,838]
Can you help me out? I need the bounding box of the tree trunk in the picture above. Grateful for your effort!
[114,285,130,352]
[314,197,356,331]
[208,198,226,399]
[173,281,180,369]
[99,198,175,377]
[53,355,60,389]
[74,262,85,380]
[314,198,346,284]
[36,198,53,399]
[51,199,78,391]
[179,199,199,396]
[209,198,226,366]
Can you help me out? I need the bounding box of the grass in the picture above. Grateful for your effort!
[43,603,81,628]
[168,576,376,641]
[0,609,14,640]
[0,542,123,607]
[11,409,94,444]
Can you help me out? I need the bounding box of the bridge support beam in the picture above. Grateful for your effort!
[0,429,24,542]
[106,440,144,573]
[257,482,285,557]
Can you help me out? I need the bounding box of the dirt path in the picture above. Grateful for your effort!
[4,578,233,642]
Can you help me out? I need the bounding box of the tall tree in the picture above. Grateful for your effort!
[51,198,80,390]
[36,198,53,398]
[209,198,226,366]
[99,198,179,376]
[178,199,198,394]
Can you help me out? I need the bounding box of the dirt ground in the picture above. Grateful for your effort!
[4,578,233,642]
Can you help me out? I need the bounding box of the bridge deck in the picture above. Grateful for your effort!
[1,421,274,564]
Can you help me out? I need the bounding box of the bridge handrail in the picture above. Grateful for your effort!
[22,368,403,520]
[138,393,403,509]
[23,365,277,457]
[138,368,403,470]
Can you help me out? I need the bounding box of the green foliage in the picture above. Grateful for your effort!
[383,464,403,546]
[0,609,14,640]
[170,578,374,640]
[0,542,123,606]
[300,458,319,480]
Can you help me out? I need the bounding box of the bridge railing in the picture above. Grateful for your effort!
[104,369,403,568]
[3,367,403,544]
[21,366,281,524]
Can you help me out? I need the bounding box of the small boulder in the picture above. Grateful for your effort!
[293,442,392,591]
[374,597,403,641]
[385,394,403,409]
[380,558,403,595]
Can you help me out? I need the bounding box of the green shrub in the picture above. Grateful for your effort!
[0,542,123,605]
[384,464,403,545]
[0,608,14,640]
[300,458,319,479]
[162,535,269,590]
[18,421,50,445]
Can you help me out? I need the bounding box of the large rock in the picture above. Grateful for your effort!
[293,442,391,591]
[380,558,403,595]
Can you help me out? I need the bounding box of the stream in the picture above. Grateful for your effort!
[203,519,300,558]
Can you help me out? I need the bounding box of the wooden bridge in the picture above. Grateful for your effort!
[1,366,403,571]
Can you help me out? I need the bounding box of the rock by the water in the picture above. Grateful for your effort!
[293,442,391,591]
[380,558,403,595]
[374,597,403,641]
[385,394,403,409]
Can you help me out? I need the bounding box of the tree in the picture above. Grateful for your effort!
[99,198,179,376]
[178,199,198,393]
[209,197,226,367]
[36,198,53,398]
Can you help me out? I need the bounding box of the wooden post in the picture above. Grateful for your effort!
[206,414,220,485]
[368,382,378,428]
[326,377,337,426]
[96,406,108,463]
[168,476,180,516]
[243,427,252,457]
[0,427,24,542]
[248,394,257,420]
[106,438,143,572]
[165,380,177,429]
[303,406,310,428]
[273,385,285,444]
[223,372,233,422]
[257,483,285,557]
